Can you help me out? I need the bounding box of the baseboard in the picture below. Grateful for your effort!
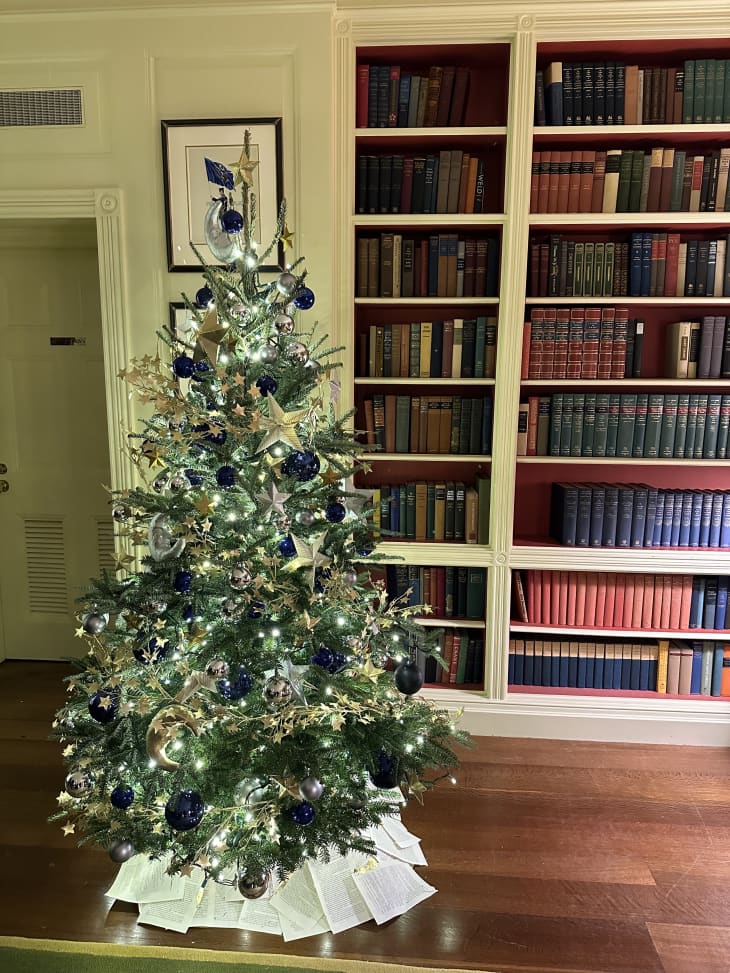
[425,688,730,746]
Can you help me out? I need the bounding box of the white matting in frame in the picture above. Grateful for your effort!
[162,117,283,272]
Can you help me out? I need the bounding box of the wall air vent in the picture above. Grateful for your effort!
[24,519,69,614]
[0,88,83,127]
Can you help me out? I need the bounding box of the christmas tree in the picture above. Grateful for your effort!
[51,132,470,901]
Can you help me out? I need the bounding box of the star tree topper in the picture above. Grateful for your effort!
[256,396,310,453]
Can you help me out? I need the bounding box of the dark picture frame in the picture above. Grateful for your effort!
[161,117,283,273]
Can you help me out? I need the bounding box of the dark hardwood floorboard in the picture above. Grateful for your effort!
[1,659,730,973]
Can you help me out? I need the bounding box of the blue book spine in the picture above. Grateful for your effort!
[551,650,561,687]
[629,646,641,690]
[639,647,650,691]
[428,234,439,295]
[629,232,643,296]
[716,579,728,629]
[508,641,516,684]
[689,577,705,628]
[559,644,569,688]
[712,643,724,695]
[640,232,653,296]
[576,485,592,547]
[652,492,665,546]
[615,649,626,690]
[585,648,595,689]
[589,485,606,547]
[678,492,693,547]
[593,645,605,688]
[660,492,675,547]
[670,491,683,546]
[710,492,723,547]
[390,486,400,534]
[690,644,704,694]
[630,486,648,547]
[577,647,587,689]
[700,493,714,546]
[721,494,730,548]
[523,645,534,685]
[481,396,493,454]
[513,642,524,684]
[643,487,658,547]
[532,646,542,686]
[704,577,718,629]
[603,648,614,689]
[568,645,579,687]
[602,485,619,546]
[616,486,634,548]
[689,491,704,547]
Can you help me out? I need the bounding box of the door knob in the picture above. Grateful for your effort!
[0,464,6,474]
[0,480,8,493]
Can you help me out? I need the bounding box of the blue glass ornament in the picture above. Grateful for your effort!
[293,287,315,310]
[290,801,315,825]
[394,660,424,696]
[325,501,347,523]
[221,209,244,233]
[281,450,320,482]
[310,646,334,670]
[174,571,193,593]
[248,600,266,619]
[110,785,135,810]
[216,465,237,488]
[195,360,210,374]
[182,604,194,624]
[172,355,196,379]
[370,751,397,789]
[204,158,234,190]
[133,636,169,665]
[164,790,205,831]
[329,651,347,674]
[256,375,278,397]
[279,536,296,557]
[195,285,213,309]
[192,423,227,447]
[88,690,118,724]
[217,665,253,701]
[313,567,331,594]
[357,544,374,557]
[185,469,203,486]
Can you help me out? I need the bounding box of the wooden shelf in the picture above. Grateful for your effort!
[510,622,730,640]
[355,377,496,386]
[356,126,508,139]
[520,379,730,388]
[354,214,505,227]
[515,456,730,466]
[510,544,730,573]
[355,297,499,305]
[363,452,491,462]
[529,212,730,227]
[525,296,730,305]
[533,123,730,142]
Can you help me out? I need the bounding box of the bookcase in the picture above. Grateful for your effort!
[333,4,730,744]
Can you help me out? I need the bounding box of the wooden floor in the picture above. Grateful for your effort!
[2,661,730,973]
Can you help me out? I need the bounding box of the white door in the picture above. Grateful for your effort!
[0,218,113,660]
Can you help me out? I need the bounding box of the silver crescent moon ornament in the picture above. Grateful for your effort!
[145,704,201,772]
[148,512,186,562]
[204,198,244,264]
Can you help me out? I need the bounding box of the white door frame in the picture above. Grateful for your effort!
[0,189,134,663]
[0,188,134,493]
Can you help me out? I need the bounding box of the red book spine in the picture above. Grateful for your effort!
[557,150,571,213]
[449,633,462,684]
[567,150,582,213]
[530,151,540,212]
[551,570,561,625]
[590,150,607,213]
[613,573,626,626]
[664,233,681,297]
[534,569,543,625]
[547,154,560,213]
[527,396,539,456]
[597,307,615,379]
[603,574,616,626]
[641,576,655,628]
[541,307,557,379]
[521,321,532,380]
[584,574,599,627]
[357,64,370,129]
[669,574,683,630]
[400,156,414,213]
[528,309,544,379]
[537,150,551,214]
[679,575,693,628]
[552,308,569,379]
[557,571,568,626]
[566,308,585,380]
[526,569,536,623]
[579,150,596,214]
[660,575,672,629]
[622,576,636,627]
[575,572,587,627]
[567,573,578,625]
[582,306,601,379]
[631,575,645,630]
[652,574,664,629]
[610,307,629,379]
[595,572,607,627]
[541,571,552,624]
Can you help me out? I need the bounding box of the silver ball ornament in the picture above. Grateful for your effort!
[237,869,270,899]
[296,509,316,527]
[151,474,169,494]
[221,598,243,619]
[65,768,95,798]
[259,343,279,364]
[82,612,108,635]
[276,272,297,297]
[109,839,135,863]
[263,675,294,709]
[234,777,270,806]
[229,565,252,590]
[167,473,188,493]
[274,312,295,335]
[111,503,130,522]
[206,658,230,679]
[299,776,324,802]
[287,341,310,364]
[230,302,249,321]
[141,597,167,615]
[341,568,359,586]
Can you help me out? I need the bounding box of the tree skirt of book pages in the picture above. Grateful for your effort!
[105,792,435,939]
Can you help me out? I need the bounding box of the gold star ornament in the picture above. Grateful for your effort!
[256,396,310,453]
[194,308,229,365]
[228,146,259,187]
[280,224,294,250]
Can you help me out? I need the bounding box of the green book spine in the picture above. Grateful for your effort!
[455,636,469,684]
[674,393,690,458]
[724,58,730,122]
[632,392,648,456]
[473,316,487,378]
[703,393,722,458]
[450,396,462,452]
[549,393,563,456]
[659,393,679,457]
[616,149,634,212]
[628,149,645,212]
[477,474,491,544]
[683,59,695,123]
[717,394,730,458]
[583,242,595,297]
[570,393,585,456]
[408,322,421,377]
[685,394,700,458]
[444,565,456,617]
[582,392,596,456]
[715,60,727,123]
[537,396,551,455]
[444,482,455,540]
[644,393,664,457]
[454,482,466,540]
[606,393,621,457]
[670,150,686,211]
[593,242,605,297]
[459,397,472,455]
[705,59,716,123]
[694,58,707,124]
[573,242,585,297]
[617,393,637,457]
[559,393,574,457]
[405,482,417,538]
[465,567,486,620]
[395,395,411,452]
[398,488,407,537]
[594,393,610,456]
[603,242,615,296]
[426,482,436,539]
[693,393,709,458]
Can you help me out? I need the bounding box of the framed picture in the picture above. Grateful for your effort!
[168,302,198,345]
[161,117,283,273]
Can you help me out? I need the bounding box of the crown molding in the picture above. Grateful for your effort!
[0,0,333,20]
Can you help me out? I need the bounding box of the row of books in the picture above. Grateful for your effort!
[357,63,470,129]
[520,391,730,459]
[549,483,730,550]
[515,570,730,631]
[412,628,485,686]
[356,234,499,299]
[362,317,496,380]
[530,147,730,214]
[529,233,730,299]
[536,59,730,127]
[522,307,640,380]
[508,637,730,696]
[356,152,487,215]
[385,564,486,620]
[362,394,493,457]
[370,477,491,544]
